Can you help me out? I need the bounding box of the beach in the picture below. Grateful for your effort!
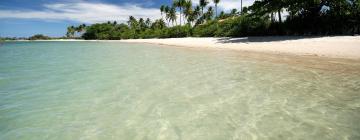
[118,36,360,59]
[10,36,360,59]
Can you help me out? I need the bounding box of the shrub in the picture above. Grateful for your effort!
[28,34,50,40]
[193,21,218,37]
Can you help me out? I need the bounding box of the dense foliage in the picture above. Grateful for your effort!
[67,0,360,40]
[0,37,19,41]
[0,36,69,41]
[28,34,50,40]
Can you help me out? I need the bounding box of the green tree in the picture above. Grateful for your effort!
[139,18,147,31]
[128,16,138,28]
[145,18,152,28]
[66,26,76,38]
[29,34,50,40]
[75,24,87,35]
[184,0,193,25]
[230,9,238,16]
[77,0,360,40]
[151,19,166,29]
[173,0,186,25]
[194,5,201,23]
[219,11,225,19]
[127,16,139,38]
[169,7,178,26]
[160,5,166,20]
[165,6,171,26]
[200,0,209,15]
[205,6,214,21]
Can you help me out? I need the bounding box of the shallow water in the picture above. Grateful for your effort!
[0,41,359,140]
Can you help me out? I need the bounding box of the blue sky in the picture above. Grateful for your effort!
[0,0,254,37]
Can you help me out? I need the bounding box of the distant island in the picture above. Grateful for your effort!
[0,34,78,41]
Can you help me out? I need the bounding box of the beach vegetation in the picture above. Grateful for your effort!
[68,0,360,40]
[28,34,51,40]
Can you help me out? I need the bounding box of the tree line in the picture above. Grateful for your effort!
[66,0,360,40]
[1,34,57,40]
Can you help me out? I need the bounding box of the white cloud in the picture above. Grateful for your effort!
[0,2,161,23]
[217,0,254,11]
[191,0,255,11]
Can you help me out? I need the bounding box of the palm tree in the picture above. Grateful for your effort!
[173,0,186,26]
[160,5,165,20]
[128,16,138,38]
[187,12,196,26]
[169,7,177,26]
[128,16,137,28]
[213,0,220,17]
[273,0,285,23]
[219,11,225,19]
[230,8,238,16]
[75,24,87,34]
[173,0,180,25]
[139,18,146,31]
[255,0,284,23]
[205,6,214,21]
[66,26,76,38]
[165,6,171,26]
[145,18,151,28]
[193,5,201,24]
[183,0,193,24]
[194,6,201,17]
[199,0,209,15]
[151,19,166,29]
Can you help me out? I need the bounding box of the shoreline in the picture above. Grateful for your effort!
[5,36,360,60]
[118,36,360,60]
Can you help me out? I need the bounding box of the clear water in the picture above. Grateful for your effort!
[0,41,359,140]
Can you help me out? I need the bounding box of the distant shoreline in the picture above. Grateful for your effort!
[4,36,360,60]
[3,39,85,42]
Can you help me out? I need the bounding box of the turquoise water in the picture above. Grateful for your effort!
[0,41,359,140]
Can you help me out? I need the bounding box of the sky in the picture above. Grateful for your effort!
[0,0,254,37]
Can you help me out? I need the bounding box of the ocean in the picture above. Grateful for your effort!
[0,41,359,140]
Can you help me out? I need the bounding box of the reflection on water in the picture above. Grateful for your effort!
[0,41,359,140]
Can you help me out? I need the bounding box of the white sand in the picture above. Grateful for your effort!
[12,36,359,59]
[119,36,360,59]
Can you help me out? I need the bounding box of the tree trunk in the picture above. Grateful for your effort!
[278,10,282,23]
[180,8,182,26]
[353,25,356,35]
[241,0,243,14]
[215,4,217,17]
